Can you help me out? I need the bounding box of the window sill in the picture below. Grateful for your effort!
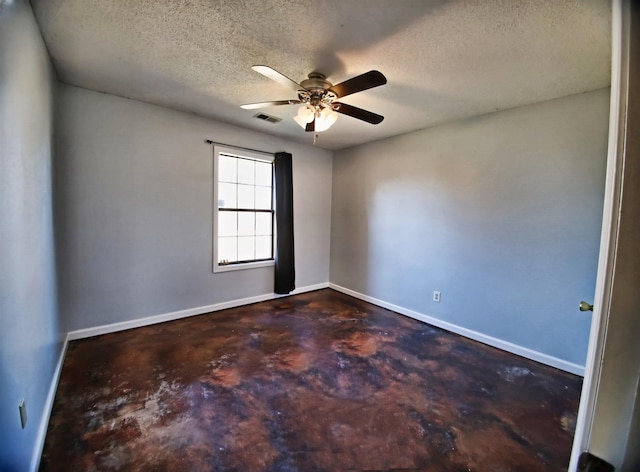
[213,260,274,273]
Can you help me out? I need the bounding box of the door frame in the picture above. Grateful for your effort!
[568,0,629,469]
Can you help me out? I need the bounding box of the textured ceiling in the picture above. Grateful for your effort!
[31,0,611,150]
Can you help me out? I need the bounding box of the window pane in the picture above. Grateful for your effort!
[238,236,255,261]
[215,151,275,270]
[218,236,237,263]
[237,184,255,209]
[256,212,272,236]
[218,182,237,208]
[255,186,272,210]
[255,161,272,187]
[218,155,237,183]
[218,211,237,237]
[237,159,254,185]
[256,236,272,259]
[238,212,255,236]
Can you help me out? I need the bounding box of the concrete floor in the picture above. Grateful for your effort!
[40,289,581,471]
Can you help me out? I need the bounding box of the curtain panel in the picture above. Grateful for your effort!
[274,152,295,294]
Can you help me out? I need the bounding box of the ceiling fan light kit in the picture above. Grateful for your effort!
[314,107,339,132]
[241,66,387,135]
[294,104,338,132]
[293,105,315,128]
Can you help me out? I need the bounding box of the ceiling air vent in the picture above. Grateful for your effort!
[253,112,282,124]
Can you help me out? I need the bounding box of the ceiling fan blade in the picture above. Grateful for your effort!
[305,119,315,132]
[329,70,387,98]
[334,102,384,124]
[252,65,305,92]
[240,100,301,110]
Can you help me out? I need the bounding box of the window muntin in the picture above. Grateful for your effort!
[213,146,274,272]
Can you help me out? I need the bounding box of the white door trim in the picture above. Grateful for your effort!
[568,0,629,469]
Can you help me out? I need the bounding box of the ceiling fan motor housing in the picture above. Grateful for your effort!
[300,72,331,90]
[299,73,337,108]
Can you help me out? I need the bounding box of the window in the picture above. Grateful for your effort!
[213,145,274,272]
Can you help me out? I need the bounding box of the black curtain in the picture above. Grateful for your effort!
[274,152,295,294]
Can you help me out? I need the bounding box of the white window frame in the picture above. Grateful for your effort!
[212,145,275,273]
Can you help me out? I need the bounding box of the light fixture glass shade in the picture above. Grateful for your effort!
[293,105,315,128]
[314,107,338,132]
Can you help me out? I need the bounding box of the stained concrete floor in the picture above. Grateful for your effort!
[40,289,581,471]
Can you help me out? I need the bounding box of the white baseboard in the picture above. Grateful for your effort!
[66,281,584,375]
[30,333,70,472]
[67,282,330,341]
[329,283,585,376]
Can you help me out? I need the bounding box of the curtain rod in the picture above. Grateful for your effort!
[204,140,275,157]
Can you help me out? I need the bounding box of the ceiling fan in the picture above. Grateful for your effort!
[241,65,387,132]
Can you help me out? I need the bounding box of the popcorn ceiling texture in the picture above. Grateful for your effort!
[32,0,611,150]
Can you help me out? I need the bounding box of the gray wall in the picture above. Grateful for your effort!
[331,89,610,367]
[56,85,332,332]
[0,1,63,470]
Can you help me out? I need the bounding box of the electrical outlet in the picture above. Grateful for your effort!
[19,399,27,429]
[433,291,441,303]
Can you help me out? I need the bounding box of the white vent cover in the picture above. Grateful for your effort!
[253,112,282,124]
